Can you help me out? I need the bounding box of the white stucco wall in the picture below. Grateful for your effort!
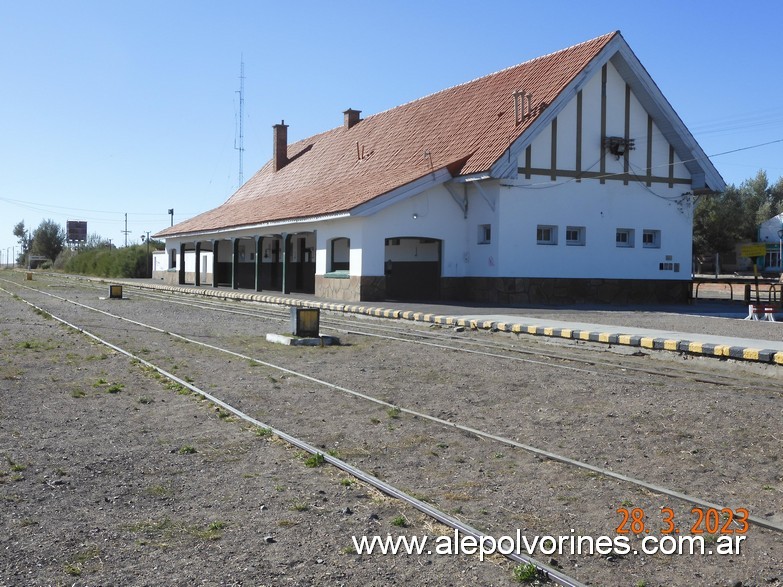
[497,181,692,279]
[357,185,470,277]
[152,250,168,272]
[502,59,694,279]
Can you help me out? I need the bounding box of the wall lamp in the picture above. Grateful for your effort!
[603,136,635,159]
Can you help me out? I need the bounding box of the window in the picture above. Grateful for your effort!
[478,224,491,245]
[536,225,558,245]
[169,249,177,269]
[642,229,661,248]
[330,237,350,272]
[616,228,635,248]
[565,226,585,246]
[659,262,681,272]
[765,249,781,270]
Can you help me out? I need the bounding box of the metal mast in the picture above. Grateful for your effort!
[122,212,131,247]
[235,58,245,187]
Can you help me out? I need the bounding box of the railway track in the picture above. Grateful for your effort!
[41,274,783,394]
[3,273,782,586]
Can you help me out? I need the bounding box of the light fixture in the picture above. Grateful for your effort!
[603,136,635,159]
[412,213,418,219]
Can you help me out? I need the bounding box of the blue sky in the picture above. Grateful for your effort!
[2,0,782,261]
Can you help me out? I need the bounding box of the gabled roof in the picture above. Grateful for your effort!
[156,31,723,239]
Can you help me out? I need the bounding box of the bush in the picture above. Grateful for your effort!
[53,248,77,270]
[60,244,160,278]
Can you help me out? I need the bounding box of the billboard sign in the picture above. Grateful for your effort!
[66,220,87,243]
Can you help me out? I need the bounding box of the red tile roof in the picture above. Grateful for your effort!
[157,32,618,238]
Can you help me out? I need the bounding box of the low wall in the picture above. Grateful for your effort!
[315,275,386,302]
[160,271,689,305]
[441,277,690,305]
[153,270,213,287]
[316,275,361,302]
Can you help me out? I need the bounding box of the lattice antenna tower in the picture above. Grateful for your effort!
[234,57,245,187]
[122,212,132,247]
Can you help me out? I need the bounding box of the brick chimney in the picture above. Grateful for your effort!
[273,120,288,172]
[343,109,361,129]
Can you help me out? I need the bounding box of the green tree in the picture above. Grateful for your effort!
[739,170,772,236]
[31,219,65,261]
[693,187,745,256]
[12,220,31,263]
[693,170,783,258]
[86,232,112,249]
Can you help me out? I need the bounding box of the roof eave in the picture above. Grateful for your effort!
[154,212,352,240]
[609,40,726,193]
[350,167,453,217]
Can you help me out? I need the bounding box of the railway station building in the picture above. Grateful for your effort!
[153,31,724,304]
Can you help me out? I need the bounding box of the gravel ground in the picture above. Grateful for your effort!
[1,271,782,587]
[0,277,513,587]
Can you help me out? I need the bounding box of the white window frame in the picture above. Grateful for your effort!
[565,226,586,246]
[642,229,661,249]
[616,228,635,248]
[536,225,558,245]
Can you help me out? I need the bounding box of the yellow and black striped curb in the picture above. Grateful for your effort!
[109,280,783,366]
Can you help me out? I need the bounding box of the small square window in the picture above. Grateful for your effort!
[566,226,585,246]
[478,224,491,245]
[536,225,558,245]
[616,228,635,248]
[642,229,661,249]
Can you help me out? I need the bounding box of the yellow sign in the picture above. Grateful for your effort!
[740,243,767,258]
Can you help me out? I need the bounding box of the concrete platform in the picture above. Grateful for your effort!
[454,313,783,362]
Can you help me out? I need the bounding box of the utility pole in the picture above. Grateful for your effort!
[168,208,174,227]
[122,213,132,247]
[235,57,245,188]
[142,231,151,277]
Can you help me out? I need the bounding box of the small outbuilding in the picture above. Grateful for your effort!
[154,31,724,304]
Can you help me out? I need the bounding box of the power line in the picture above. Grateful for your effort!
[0,196,199,221]
[707,138,783,159]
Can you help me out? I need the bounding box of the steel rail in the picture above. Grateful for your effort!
[59,278,774,392]
[0,284,588,587]
[129,284,781,394]
[36,274,782,393]
[5,277,782,535]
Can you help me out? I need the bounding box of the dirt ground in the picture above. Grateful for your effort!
[0,282,512,586]
[1,271,782,587]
